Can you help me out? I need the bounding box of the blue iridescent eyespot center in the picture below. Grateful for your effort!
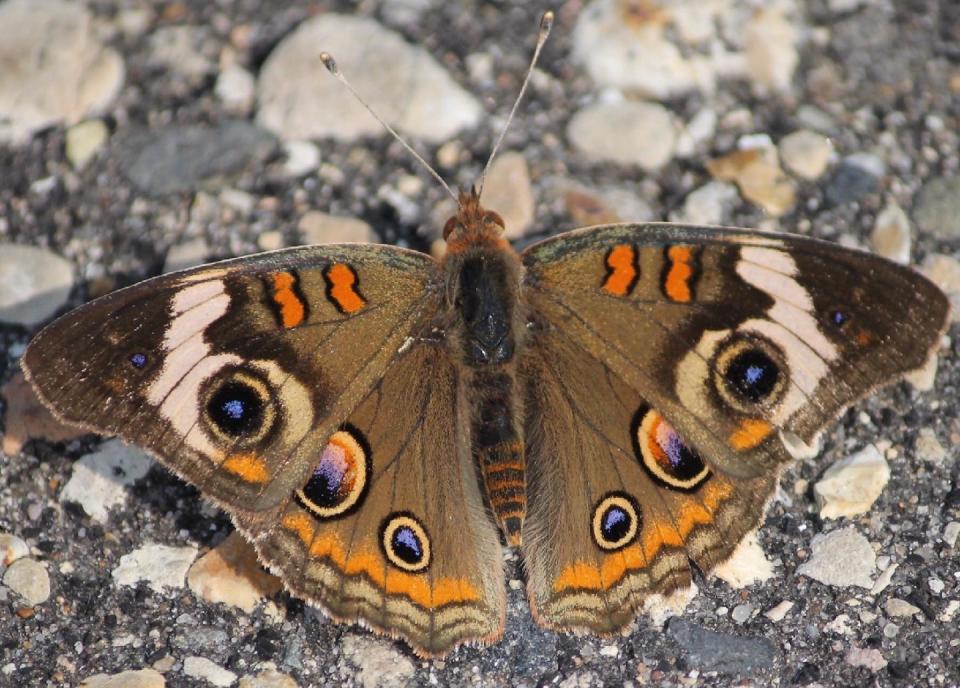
[726,349,779,403]
[592,493,640,550]
[129,353,148,369]
[206,381,264,436]
[601,505,630,542]
[381,513,431,571]
[392,527,423,564]
[831,309,849,327]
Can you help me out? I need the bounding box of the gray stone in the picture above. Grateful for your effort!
[826,157,881,205]
[914,176,960,238]
[480,152,535,239]
[2,558,50,606]
[568,101,677,170]
[666,618,777,674]
[238,669,298,688]
[813,444,890,519]
[0,0,124,143]
[797,526,876,588]
[60,439,154,523]
[0,533,29,568]
[779,129,833,180]
[117,121,277,194]
[79,669,166,688]
[112,544,198,593]
[845,647,887,672]
[0,244,74,326]
[731,604,754,624]
[871,201,912,264]
[163,238,211,273]
[342,635,415,688]
[885,598,922,617]
[257,14,481,143]
[299,212,375,245]
[915,427,947,464]
[182,657,236,688]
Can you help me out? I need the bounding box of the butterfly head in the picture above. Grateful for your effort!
[443,187,508,254]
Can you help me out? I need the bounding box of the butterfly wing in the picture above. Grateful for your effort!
[519,223,948,632]
[23,243,505,655]
[244,341,505,656]
[23,244,436,511]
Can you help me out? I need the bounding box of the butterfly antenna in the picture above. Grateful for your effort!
[319,52,459,203]
[477,10,554,198]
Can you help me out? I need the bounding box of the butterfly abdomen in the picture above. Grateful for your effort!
[468,367,526,546]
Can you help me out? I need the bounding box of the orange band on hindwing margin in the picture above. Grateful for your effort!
[551,479,733,593]
[601,244,639,297]
[280,513,480,608]
[323,263,366,314]
[663,245,698,303]
[269,271,308,328]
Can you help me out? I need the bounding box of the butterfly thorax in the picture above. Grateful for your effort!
[441,189,527,546]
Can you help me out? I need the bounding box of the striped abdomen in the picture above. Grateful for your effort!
[470,369,525,546]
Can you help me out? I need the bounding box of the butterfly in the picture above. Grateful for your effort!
[20,12,949,659]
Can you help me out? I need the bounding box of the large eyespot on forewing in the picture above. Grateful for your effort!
[201,367,278,446]
[711,334,788,414]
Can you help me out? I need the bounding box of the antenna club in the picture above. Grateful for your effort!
[540,11,554,34]
[319,52,339,75]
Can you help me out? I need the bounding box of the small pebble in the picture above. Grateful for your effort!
[60,439,154,522]
[731,604,753,624]
[2,558,51,606]
[671,181,739,226]
[0,0,124,143]
[764,600,794,622]
[342,635,415,688]
[943,522,960,548]
[282,140,321,177]
[914,427,947,464]
[66,119,109,169]
[779,129,833,180]
[845,647,887,672]
[826,155,883,205]
[914,175,960,239]
[885,598,921,617]
[187,532,282,614]
[112,544,199,593]
[706,147,796,217]
[257,14,481,142]
[298,211,376,245]
[567,101,677,171]
[929,578,945,594]
[0,244,74,326]
[164,238,211,273]
[797,526,876,589]
[870,201,912,264]
[238,668,299,688]
[480,152,535,239]
[215,63,256,113]
[183,656,237,688]
[813,445,889,519]
[0,533,30,568]
[79,668,166,688]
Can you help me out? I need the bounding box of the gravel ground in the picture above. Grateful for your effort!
[1,1,958,686]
